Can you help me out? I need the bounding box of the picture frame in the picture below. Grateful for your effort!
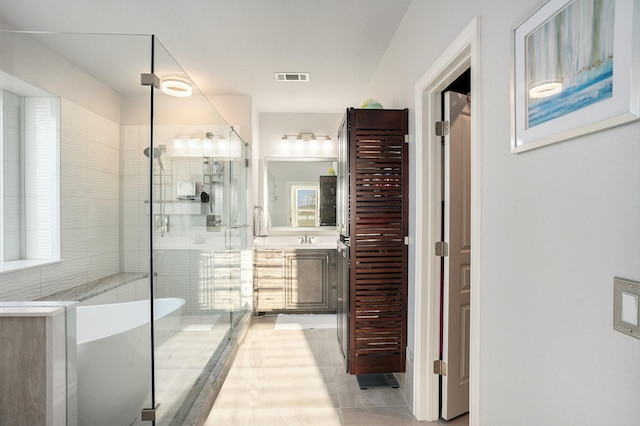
[511,0,640,153]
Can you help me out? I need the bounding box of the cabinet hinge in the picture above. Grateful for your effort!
[434,360,447,376]
[435,121,449,136]
[404,134,409,143]
[435,241,449,257]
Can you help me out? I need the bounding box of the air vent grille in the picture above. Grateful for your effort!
[275,72,310,82]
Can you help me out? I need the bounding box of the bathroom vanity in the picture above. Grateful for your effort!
[253,237,338,314]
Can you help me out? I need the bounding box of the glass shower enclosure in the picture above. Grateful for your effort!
[0,31,250,425]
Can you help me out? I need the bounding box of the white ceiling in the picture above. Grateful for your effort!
[0,0,412,113]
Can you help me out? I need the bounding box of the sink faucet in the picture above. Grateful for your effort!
[300,234,311,244]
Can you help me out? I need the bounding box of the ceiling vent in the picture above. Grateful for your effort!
[275,72,309,82]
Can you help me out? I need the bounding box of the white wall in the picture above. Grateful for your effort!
[366,1,640,424]
[208,95,253,144]
[255,112,341,209]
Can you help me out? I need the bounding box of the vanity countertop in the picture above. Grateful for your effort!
[253,235,338,250]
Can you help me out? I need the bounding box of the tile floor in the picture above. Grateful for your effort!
[203,315,469,426]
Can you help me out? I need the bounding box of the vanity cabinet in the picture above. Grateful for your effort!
[253,249,337,314]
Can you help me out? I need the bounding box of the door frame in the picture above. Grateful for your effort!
[412,17,481,424]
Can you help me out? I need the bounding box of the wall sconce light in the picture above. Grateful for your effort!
[161,77,193,97]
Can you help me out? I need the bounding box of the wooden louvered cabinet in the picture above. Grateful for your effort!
[339,107,409,375]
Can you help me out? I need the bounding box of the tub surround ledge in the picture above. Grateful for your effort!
[37,272,148,303]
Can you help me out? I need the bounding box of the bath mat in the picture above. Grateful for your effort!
[273,313,336,330]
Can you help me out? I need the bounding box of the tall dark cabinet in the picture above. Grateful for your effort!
[319,175,337,226]
[336,108,409,376]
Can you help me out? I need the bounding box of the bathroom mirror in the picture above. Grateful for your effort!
[264,158,336,228]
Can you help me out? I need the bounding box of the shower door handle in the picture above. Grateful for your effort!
[225,225,248,249]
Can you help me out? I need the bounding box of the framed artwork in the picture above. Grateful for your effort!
[511,0,640,153]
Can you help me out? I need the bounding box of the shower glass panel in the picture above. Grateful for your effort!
[0,30,249,425]
[0,31,154,426]
[150,38,250,424]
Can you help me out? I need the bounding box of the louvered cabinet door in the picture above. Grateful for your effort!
[347,108,408,375]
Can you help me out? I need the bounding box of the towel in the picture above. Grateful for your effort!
[254,207,269,237]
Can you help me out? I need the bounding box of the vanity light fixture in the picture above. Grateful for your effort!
[206,132,226,142]
[281,133,332,145]
[218,135,227,150]
[173,137,185,149]
[161,77,193,97]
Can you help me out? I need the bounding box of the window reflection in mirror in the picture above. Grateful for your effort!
[264,159,336,228]
[292,186,318,227]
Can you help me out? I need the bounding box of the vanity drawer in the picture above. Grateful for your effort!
[253,274,283,289]
[254,249,284,291]
[255,288,283,310]
[254,250,284,265]
[254,265,283,279]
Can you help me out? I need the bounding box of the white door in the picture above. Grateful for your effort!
[441,91,471,420]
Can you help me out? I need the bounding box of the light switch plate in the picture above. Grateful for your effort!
[613,277,640,339]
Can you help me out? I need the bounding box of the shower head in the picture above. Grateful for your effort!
[143,147,164,171]
[205,132,214,139]
[143,147,162,158]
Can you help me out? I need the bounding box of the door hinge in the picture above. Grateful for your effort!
[435,121,450,136]
[404,134,409,143]
[404,236,410,245]
[140,73,160,89]
[434,360,447,376]
[141,404,160,422]
[244,158,249,168]
[435,241,449,257]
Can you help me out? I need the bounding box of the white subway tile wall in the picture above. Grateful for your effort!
[0,98,120,300]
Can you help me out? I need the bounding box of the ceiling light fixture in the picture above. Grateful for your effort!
[529,81,562,99]
[161,77,193,97]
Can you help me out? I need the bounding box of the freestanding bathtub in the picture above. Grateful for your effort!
[76,297,185,426]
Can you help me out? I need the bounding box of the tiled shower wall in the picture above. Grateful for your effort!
[122,124,151,274]
[121,125,251,314]
[2,91,20,261]
[0,99,120,301]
